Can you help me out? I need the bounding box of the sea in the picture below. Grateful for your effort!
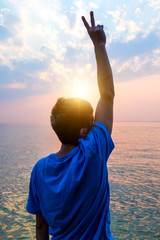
[0,122,160,239]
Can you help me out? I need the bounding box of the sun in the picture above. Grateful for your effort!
[66,78,98,104]
[70,81,90,99]
[75,83,88,98]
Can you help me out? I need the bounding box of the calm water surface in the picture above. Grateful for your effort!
[0,122,160,239]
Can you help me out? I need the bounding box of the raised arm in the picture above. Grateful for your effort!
[82,11,114,134]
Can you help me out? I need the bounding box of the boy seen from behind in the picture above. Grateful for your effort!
[26,11,115,240]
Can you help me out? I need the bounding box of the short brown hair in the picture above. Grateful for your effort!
[50,98,93,145]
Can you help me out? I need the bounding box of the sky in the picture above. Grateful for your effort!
[0,0,160,123]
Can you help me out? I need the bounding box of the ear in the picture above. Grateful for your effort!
[80,128,88,138]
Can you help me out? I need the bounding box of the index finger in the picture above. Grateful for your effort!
[90,11,95,28]
[81,16,90,30]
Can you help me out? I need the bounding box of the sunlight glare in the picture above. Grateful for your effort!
[71,81,89,99]
[75,83,87,98]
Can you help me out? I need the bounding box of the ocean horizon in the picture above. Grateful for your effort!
[0,122,160,239]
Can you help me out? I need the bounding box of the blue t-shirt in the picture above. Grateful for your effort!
[26,121,114,240]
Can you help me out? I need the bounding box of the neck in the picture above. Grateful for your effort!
[55,144,77,158]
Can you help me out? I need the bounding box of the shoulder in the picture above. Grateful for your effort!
[89,121,113,142]
[79,121,113,144]
[79,121,114,160]
[93,121,111,134]
[92,121,115,159]
[31,155,51,176]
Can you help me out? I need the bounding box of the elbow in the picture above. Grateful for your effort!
[99,83,115,100]
[101,91,115,100]
[110,90,115,99]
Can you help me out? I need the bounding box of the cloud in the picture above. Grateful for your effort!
[0,8,19,27]
[105,2,160,43]
[108,30,160,82]
[0,0,159,102]
[142,14,160,37]
[12,58,49,72]
[152,49,160,66]
[112,50,160,82]
[108,31,160,60]
[107,7,141,41]
[0,57,52,101]
[146,0,160,10]
[89,2,99,9]
[0,25,12,41]
[0,8,20,42]
[3,82,27,89]
[0,0,159,123]
[134,8,142,17]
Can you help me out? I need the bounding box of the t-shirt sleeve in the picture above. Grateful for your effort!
[86,121,114,162]
[26,164,41,215]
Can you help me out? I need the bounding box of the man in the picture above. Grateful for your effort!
[26,11,115,240]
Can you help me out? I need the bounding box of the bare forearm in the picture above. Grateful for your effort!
[94,44,114,99]
[36,225,49,240]
[36,214,49,240]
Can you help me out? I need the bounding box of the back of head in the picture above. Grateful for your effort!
[50,98,93,145]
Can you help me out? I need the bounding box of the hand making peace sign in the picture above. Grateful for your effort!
[82,11,106,47]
